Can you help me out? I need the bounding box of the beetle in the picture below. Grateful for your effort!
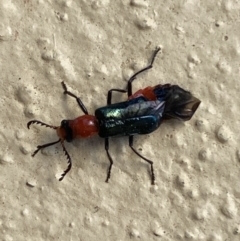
[27,47,200,184]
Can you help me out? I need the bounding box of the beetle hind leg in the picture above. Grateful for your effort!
[129,136,155,185]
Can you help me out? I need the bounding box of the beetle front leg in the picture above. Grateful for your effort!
[129,136,155,185]
[127,47,161,97]
[104,137,114,182]
[61,81,89,115]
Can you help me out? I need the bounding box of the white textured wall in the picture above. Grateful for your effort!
[0,0,240,240]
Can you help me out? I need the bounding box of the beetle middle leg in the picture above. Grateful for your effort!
[129,136,155,185]
[127,47,161,97]
[61,81,89,114]
[107,89,127,105]
[104,89,127,182]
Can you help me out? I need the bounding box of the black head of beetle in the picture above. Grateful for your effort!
[59,120,73,142]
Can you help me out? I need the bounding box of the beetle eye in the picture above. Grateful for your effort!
[61,120,68,127]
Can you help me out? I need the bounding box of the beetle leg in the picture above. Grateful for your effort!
[107,89,127,105]
[31,139,61,157]
[59,140,72,181]
[129,136,155,185]
[61,81,89,115]
[104,137,113,182]
[105,89,126,183]
[127,47,161,97]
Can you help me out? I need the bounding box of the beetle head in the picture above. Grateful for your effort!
[57,120,73,142]
[163,85,200,121]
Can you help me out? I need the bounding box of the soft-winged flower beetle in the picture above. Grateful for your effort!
[27,47,200,184]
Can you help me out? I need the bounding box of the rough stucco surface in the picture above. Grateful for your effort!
[1,0,240,240]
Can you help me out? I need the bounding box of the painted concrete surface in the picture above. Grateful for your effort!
[0,0,240,240]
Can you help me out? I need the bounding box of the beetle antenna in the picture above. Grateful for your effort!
[32,139,61,157]
[59,141,72,181]
[27,120,58,130]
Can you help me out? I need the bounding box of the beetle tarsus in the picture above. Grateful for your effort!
[105,138,113,183]
[32,147,41,157]
[105,152,113,183]
[129,136,155,185]
[150,164,155,185]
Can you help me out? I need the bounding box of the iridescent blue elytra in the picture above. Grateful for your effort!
[95,96,165,137]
